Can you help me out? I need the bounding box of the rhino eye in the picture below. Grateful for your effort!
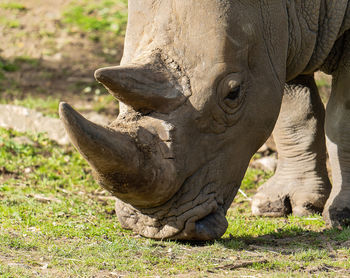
[218,73,244,113]
[225,85,241,101]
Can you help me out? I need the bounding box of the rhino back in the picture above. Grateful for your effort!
[286,0,350,80]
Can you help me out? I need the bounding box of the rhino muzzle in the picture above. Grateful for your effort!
[59,56,238,240]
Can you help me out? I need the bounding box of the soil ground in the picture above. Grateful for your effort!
[0,0,125,116]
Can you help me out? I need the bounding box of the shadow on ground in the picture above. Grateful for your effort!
[219,227,350,251]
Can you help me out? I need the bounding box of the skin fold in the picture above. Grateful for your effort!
[60,0,350,240]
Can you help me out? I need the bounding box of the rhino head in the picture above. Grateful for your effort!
[60,0,288,240]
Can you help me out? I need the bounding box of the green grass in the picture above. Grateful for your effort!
[0,58,19,85]
[1,96,61,118]
[0,59,19,79]
[62,0,128,40]
[0,2,27,11]
[241,167,273,191]
[0,16,21,28]
[0,56,40,72]
[0,92,117,118]
[12,56,40,67]
[0,127,349,277]
[0,56,39,83]
[316,78,331,89]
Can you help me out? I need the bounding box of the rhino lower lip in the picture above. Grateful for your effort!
[166,179,237,240]
[173,207,229,241]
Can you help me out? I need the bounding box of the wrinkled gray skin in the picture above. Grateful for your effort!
[59,0,350,240]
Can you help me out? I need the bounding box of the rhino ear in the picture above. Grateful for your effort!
[94,65,188,113]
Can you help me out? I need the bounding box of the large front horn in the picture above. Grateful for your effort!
[59,102,140,175]
[59,102,178,208]
[94,63,190,113]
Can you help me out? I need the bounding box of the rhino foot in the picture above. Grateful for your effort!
[323,190,350,228]
[251,173,330,217]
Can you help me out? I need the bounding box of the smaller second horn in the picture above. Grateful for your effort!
[94,64,186,113]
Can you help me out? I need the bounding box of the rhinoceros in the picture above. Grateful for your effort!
[59,0,350,240]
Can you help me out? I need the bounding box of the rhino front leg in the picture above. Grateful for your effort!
[252,75,331,217]
[323,41,350,227]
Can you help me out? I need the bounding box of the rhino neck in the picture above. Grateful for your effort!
[258,1,289,92]
[286,0,349,80]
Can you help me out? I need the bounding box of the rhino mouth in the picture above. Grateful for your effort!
[171,205,229,241]
[115,165,239,241]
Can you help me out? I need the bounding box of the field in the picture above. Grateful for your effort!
[0,1,349,277]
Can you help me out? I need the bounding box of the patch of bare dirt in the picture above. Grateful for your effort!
[0,0,123,115]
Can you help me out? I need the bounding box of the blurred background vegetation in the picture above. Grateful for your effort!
[0,0,129,118]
